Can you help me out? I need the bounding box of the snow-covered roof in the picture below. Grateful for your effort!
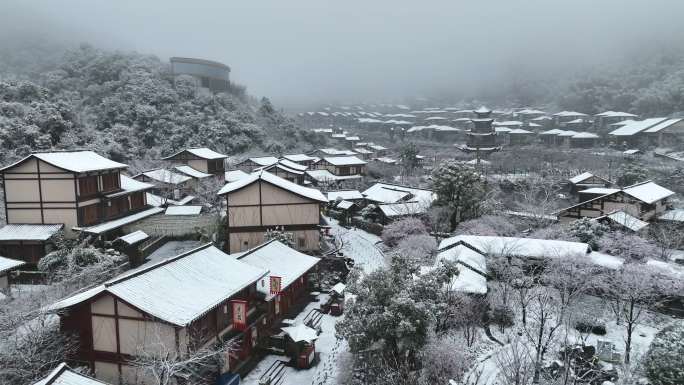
[1,151,127,173]
[436,244,486,274]
[47,244,267,326]
[603,211,649,232]
[375,157,398,164]
[106,175,154,199]
[474,106,491,114]
[283,154,319,163]
[0,256,25,274]
[494,120,523,126]
[282,323,319,343]
[363,183,436,205]
[579,187,620,195]
[140,169,192,185]
[622,181,675,204]
[495,127,512,133]
[623,149,641,155]
[539,129,565,135]
[327,190,364,201]
[331,282,346,295]
[565,118,587,124]
[33,362,110,385]
[225,169,250,183]
[73,207,164,235]
[658,209,684,222]
[315,148,357,156]
[218,170,327,202]
[553,111,588,117]
[508,128,533,134]
[245,156,279,167]
[369,145,388,151]
[643,118,683,133]
[378,201,430,217]
[278,159,308,171]
[116,230,149,245]
[321,156,367,166]
[572,132,599,139]
[174,165,212,179]
[305,169,363,182]
[354,148,374,154]
[345,136,361,141]
[165,205,202,215]
[234,240,320,299]
[557,130,578,137]
[609,117,668,136]
[0,224,63,241]
[438,235,590,259]
[336,200,356,210]
[568,172,594,184]
[163,147,227,160]
[516,109,546,115]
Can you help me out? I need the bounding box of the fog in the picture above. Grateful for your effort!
[3,0,684,109]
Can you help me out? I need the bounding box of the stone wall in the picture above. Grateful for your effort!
[123,213,219,238]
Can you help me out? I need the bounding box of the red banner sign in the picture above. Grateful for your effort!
[270,276,282,294]
[232,300,248,330]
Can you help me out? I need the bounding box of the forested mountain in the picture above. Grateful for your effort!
[555,50,684,116]
[0,44,323,166]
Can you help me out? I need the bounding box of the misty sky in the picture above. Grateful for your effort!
[3,0,684,108]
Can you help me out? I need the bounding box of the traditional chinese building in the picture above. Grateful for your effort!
[0,151,158,245]
[162,147,228,177]
[47,244,268,383]
[218,171,327,253]
[461,106,500,162]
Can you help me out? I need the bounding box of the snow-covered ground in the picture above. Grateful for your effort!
[472,293,671,385]
[241,293,348,385]
[327,217,386,273]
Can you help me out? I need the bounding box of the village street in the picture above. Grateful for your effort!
[326,217,386,274]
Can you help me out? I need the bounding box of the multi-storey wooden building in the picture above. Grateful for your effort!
[0,151,157,241]
[313,156,367,177]
[47,244,268,384]
[556,181,674,223]
[162,147,228,177]
[218,171,326,253]
[234,157,279,173]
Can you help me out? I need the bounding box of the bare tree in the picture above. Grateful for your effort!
[521,286,564,383]
[512,176,563,228]
[130,327,237,385]
[602,265,671,364]
[541,256,599,316]
[494,335,536,385]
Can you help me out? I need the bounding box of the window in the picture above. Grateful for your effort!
[79,204,100,226]
[130,192,144,210]
[101,172,119,192]
[105,197,128,219]
[208,159,224,173]
[78,176,98,197]
[298,237,306,249]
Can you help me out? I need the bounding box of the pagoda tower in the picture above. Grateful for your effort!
[460,106,500,163]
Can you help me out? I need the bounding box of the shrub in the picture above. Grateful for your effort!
[574,320,607,335]
[643,321,684,385]
[381,217,428,247]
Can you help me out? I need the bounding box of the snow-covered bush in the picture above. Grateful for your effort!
[419,333,475,385]
[456,214,518,236]
[569,218,608,250]
[643,321,684,385]
[395,234,436,262]
[599,231,657,262]
[381,217,428,247]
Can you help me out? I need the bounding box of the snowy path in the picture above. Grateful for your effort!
[327,217,386,274]
[241,294,348,385]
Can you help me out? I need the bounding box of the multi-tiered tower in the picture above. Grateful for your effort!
[461,106,500,163]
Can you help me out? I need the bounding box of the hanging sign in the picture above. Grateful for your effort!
[232,300,248,330]
[270,276,282,294]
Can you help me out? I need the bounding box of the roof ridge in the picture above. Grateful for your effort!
[622,179,653,189]
[105,243,214,287]
[375,182,433,191]
[235,239,278,260]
